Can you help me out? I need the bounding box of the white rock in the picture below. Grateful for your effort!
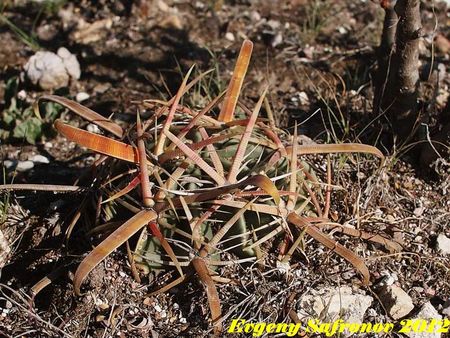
[25,51,69,90]
[266,19,281,30]
[413,206,424,217]
[225,32,235,42]
[297,286,373,333]
[72,18,113,44]
[76,92,90,102]
[93,83,110,94]
[405,302,442,338]
[58,4,76,29]
[384,275,396,286]
[24,48,80,90]
[298,91,310,106]
[250,10,261,22]
[56,46,71,59]
[338,26,347,34]
[442,299,450,318]
[303,45,314,59]
[95,298,109,310]
[436,234,450,254]
[0,230,11,268]
[17,89,27,100]
[16,160,34,172]
[378,285,414,319]
[157,0,170,12]
[3,160,16,169]
[356,172,366,179]
[377,271,398,288]
[57,47,81,80]
[194,1,205,9]
[36,23,58,41]
[29,154,49,164]
[366,308,377,317]
[87,123,100,134]
[276,260,290,274]
[271,32,283,47]
[298,135,316,145]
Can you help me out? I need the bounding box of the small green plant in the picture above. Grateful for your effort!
[39,0,67,15]
[299,0,331,44]
[0,77,63,144]
[1,0,67,49]
[0,14,40,50]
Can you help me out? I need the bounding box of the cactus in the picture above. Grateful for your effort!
[1,40,401,336]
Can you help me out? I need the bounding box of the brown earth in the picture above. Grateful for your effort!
[0,1,449,337]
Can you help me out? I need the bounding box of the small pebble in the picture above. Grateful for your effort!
[195,1,205,9]
[366,308,377,317]
[338,26,347,34]
[271,32,283,47]
[356,172,366,179]
[250,10,261,21]
[157,0,170,12]
[87,124,100,134]
[16,161,34,172]
[266,19,280,30]
[386,214,396,223]
[413,206,424,217]
[29,154,49,164]
[37,23,58,41]
[298,91,310,106]
[76,92,90,102]
[436,234,450,254]
[3,160,16,169]
[93,83,110,94]
[225,32,235,41]
[17,90,27,100]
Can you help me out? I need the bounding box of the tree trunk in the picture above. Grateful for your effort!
[373,2,397,116]
[374,0,422,144]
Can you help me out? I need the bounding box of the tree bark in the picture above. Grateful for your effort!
[374,0,422,143]
[373,2,397,116]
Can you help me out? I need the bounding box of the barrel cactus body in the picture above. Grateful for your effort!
[133,110,314,272]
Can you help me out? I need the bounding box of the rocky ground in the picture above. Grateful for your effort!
[0,1,449,337]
